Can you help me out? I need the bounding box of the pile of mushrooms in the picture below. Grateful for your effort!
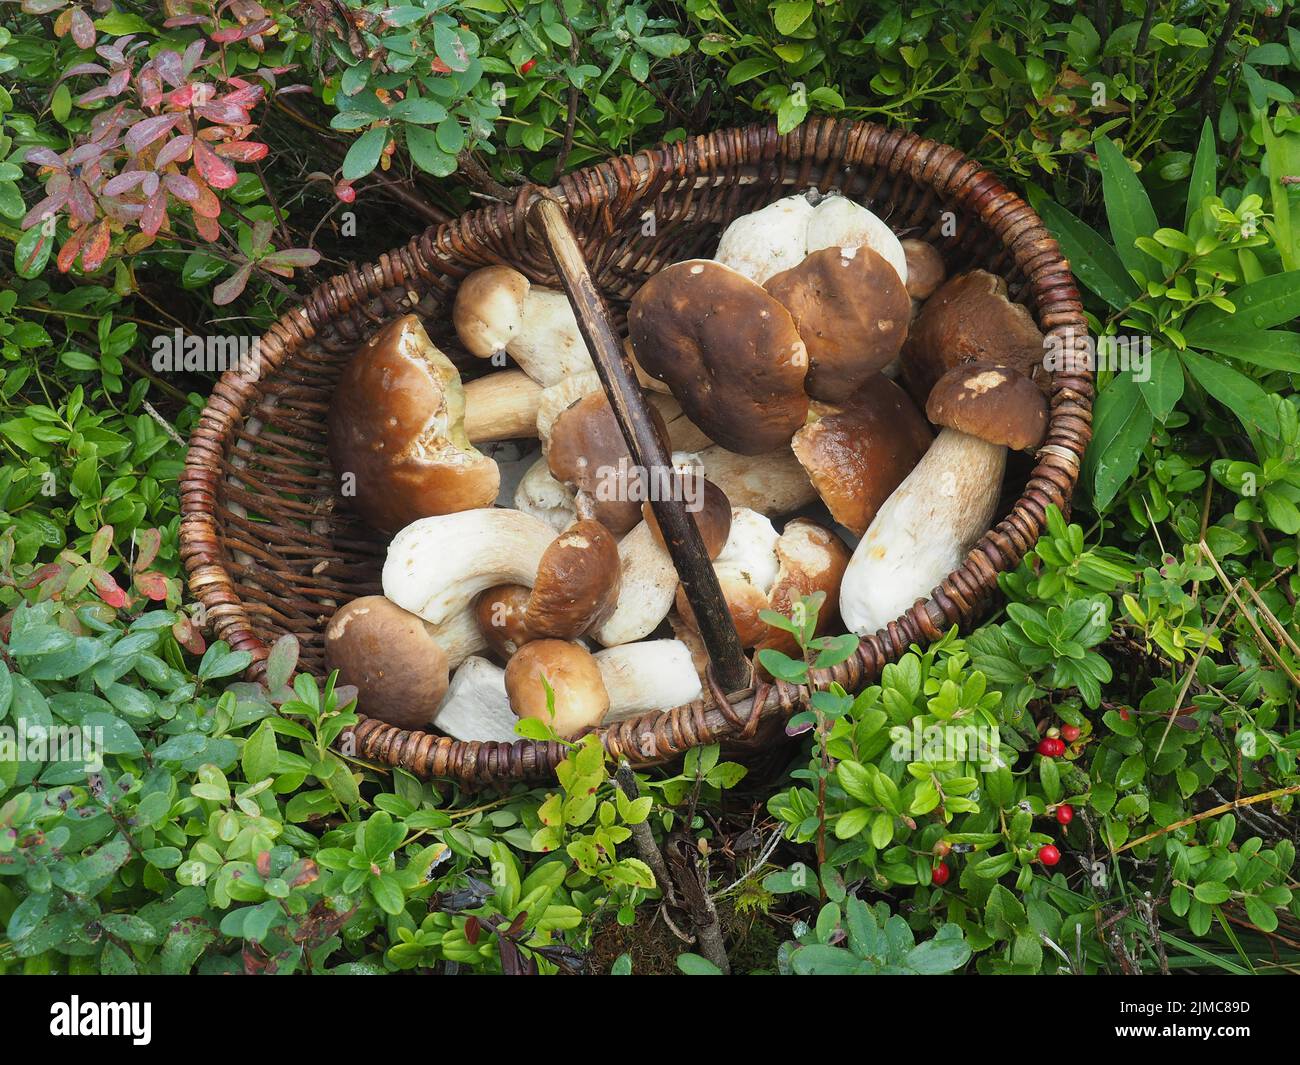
[321,188,1048,742]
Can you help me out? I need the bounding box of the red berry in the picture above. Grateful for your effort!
[1060,724,1080,742]
[1055,803,1074,825]
[520,58,536,74]
[335,182,355,203]
[931,862,950,886]
[1037,737,1065,757]
[1038,844,1061,866]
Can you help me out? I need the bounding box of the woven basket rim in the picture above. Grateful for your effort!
[179,116,1092,785]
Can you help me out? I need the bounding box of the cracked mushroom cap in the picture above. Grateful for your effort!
[757,519,853,657]
[764,244,911,402]
[546,390,671,535]
[452,265,530,358]
[641,476,733,560]
[505,639,609,739]
[901,270,1046,406]
[926,363,1048,452]
[328,315,500,535]
[325,596,449,731]
[628,260,810,455]
[791,376,933,536]
[901,239,946,301]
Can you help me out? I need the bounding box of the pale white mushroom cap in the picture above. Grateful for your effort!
[805,195,908,288]
[714,193,815,285]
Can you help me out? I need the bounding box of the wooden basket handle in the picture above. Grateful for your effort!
[528,195,751,694]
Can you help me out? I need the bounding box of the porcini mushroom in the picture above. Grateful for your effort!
[324,595,449,730]
[628,259,810,454]
[640,475,733,560]
[514,457,578,532]
[463,370,544,443]
[475,519,620,655]
[452,265,594,386]
[900,239,946,301]
[714,193,815,284]
[328,315,499,534]
[791,377,933,536]
[756,519,852,657]
[675,507,780,647]
[764,244,911,402]
[805,194,908,287]
[382,508,556,626]
[432,656,520,743]
[901,270,1046,406]
[840,363,1048,636]
[594,640,703,723]
[692,444,818,516]
[505,639,609,738]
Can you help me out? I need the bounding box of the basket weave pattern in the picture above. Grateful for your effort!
[179,118,1092,784]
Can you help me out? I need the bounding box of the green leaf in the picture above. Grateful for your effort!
[341,127,388,182]
[726,57,778,85]
[1086,374,1153,509]
[773,0,813,35]
[1186,272,1300,333]
[1095,136,1160,283]
[1179,323,1300,374]
[1181,348,1279,438]
[1036,198,1138,310]
[1193,881,1231,905]
[406,124,457,177]
[1185,117,1217,235]
[1136,349,1185,421]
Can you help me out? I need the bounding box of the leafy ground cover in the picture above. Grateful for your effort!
[0,0,1298,974]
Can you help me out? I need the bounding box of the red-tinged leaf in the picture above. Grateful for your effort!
[25,0,70,16]
[288,859,319,888]
[162,172,198,201]
[212,262,253,305]
[69,7,95,49]
[188,176,222,220]
[53,7,72,36]
[196,100,251,125]
[22,193,69,229]
[141,171,159,197]
[256,850,272,877]
[56,229,86,273]
[92,571,128,610]
[19,563,66,590]
[157,133,193,168]
[133,527,162,571]
[126,113,179,156]
[79,220,111,272]
[103,170,150,196]
[193,212,219,241]
[193,138,237,189]
[90,524,114,566]
[141,190,167,236]
[152,49,184,86]
[223,83,265,108]
[173,617,206,655]
[215,140,268,162]
[464,915,481,946]
[25,146,66,169]
[133,570,170,601]
[168,84,196,108]
[68,179,96,224]
[138,66,163,108]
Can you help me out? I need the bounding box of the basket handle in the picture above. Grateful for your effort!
[529,195,751,695]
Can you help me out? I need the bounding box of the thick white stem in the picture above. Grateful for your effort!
[433,657,519,742]
[594,640,702,723]
[839,429,1005,635]
[508,289,595,386]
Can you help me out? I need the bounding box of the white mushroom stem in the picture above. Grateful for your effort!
[691,445,817,516]
[430,604,489,670]
[383,508,556,626]
[840,429,1005,636]
[433,656,519,742]
[590,520,679,646]
[464,370,543,443]
[514,457,578,532]
[594,640,703,723]
[510,288,595,386]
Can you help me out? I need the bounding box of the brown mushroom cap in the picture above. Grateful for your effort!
[452,265,530,358]
[641,477,733,560]
[900,239,946,301]
[327,315,499,534]
[757,519,852,657]
[546,390,670,535]
[926,363,1048,452]
[791,376,933,536]
[474,583,535,659]
[325,596,448,730]
[527,519,620,637]
[628,259,810,454]
[505,639,609,738]
[901,270,1046,407]
[764,245,911,403]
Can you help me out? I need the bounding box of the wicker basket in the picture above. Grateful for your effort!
[179,117,1092,786]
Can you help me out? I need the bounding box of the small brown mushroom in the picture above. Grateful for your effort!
[900,239,946,301]
[900,270,1046,406]
[327,315,499,534]
[640,476,733,560]
[628,259,810,455]
[325,596,448,730]
[791,376,933,536]
[505,639,610,738]
[764,245,911,402]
